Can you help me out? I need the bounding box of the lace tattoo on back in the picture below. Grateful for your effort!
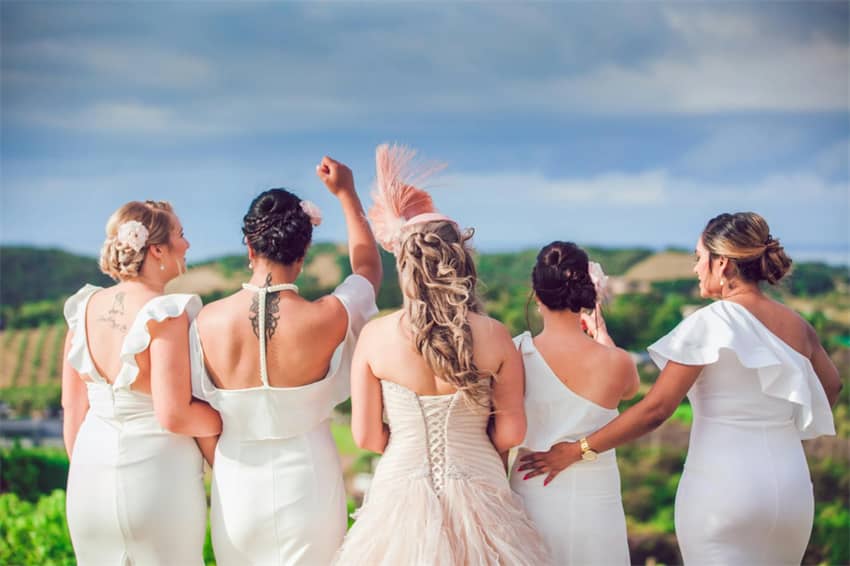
[249,273,281,346]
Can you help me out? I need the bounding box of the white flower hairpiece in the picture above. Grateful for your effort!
[117,220,149,253]
[588,261,609,302]
[300,200,322,226]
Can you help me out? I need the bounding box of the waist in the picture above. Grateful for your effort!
[693,414,797,430]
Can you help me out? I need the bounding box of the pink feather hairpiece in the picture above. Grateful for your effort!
[369,143,454,254]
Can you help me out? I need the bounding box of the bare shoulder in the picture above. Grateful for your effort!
[468,312,512,343]
[197,292,242,326]
[358,311,403,351]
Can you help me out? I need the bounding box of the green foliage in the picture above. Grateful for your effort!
[0,490,75,565]
[30,325,50,385]
[0,383,62,416]
[12,331,30,386]
[7,299,66,330]
[788,263,840,296]
[47,324,66,380]
[0,247,111,310]
[0,443,69,502]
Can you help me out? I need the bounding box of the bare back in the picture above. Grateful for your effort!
[84,284,161,393]
[363,310,513,396]
[532,330,637,410]
[196,289,348,390]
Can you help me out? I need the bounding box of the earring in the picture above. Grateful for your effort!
[720,278,725,287]
[160,262,165,271]
[248,261,253,270]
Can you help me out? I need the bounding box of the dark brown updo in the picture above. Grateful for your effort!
[242,188,313,265]
[702,212,792,285]
[532,241,597,312]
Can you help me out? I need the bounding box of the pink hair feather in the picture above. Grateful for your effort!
[369,143,448,254]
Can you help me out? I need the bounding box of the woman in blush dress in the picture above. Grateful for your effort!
[62,200,222,565]
[189,156,381,565]
[333,144,551,566]
[510,241,639,565]
[519,212,841,565]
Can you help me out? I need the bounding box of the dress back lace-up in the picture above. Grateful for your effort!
[333,379,552,565]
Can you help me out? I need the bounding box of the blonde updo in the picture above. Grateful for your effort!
[397,220,492,411]
[702,212,792,285]
[99,201,175,281]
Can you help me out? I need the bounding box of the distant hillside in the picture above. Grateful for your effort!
[0,247,111,309]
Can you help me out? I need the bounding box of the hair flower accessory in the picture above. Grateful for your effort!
[588,261,609,303]
[300,200,322,226]
[117,220,149,253]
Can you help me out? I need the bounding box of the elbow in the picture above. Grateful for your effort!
[642,397,674,430]
[353,423,387,454]
[156,408,186,434]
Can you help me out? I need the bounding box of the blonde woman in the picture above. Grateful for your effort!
[189,156,381,565]
[519,212,841,564]
[333,145,550,565]
[62,201,221,565]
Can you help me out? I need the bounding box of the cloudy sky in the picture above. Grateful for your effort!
[2,2,848,264]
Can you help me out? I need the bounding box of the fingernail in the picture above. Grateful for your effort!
[523,474,530,480]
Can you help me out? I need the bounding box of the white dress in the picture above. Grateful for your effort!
[190,274,377,566]
[648,300,835,565]
[509,332,631,565]
[63,285,207,566]
[333,379,552,565]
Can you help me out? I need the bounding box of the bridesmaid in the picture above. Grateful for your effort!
[189,156,381,565]
[510,241,639,564]
[519,212,841,564]
[62,200,222,565]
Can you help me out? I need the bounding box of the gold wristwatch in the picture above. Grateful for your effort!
[579,437,598,461]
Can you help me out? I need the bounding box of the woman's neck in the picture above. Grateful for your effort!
[248,259,300,287]
[538,308,585,339]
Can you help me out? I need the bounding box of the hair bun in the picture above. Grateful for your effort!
[243,188,313,265]
[532,241,597,312]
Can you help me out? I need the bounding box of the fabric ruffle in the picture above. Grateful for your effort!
[114,293,202,390]
[63,284,103,381]
[334,476,551,566]
[648,300,835,440]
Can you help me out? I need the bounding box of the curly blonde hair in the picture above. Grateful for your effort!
[397,220,492,410]
[99,201,175,281]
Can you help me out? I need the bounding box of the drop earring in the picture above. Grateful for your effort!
[160,262,165,271]
[248,261,253,270]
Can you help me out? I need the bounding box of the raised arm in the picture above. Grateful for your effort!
[489,322,527,454]
[350,323,389,453]
[149,314,222,437]
[807,323,842,406]
[316,156,382,294]
[61,330,89,459]
[519,360,702,485]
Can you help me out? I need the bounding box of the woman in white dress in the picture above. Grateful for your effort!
[333,144,551,565]
[519,212,841,565]
[61,200,222,565]
[189,156,381,565]
[511,241,639,565]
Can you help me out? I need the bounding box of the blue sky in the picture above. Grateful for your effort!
[2,2,848,264]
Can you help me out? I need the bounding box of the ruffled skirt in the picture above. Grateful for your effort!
[333,475,552,565]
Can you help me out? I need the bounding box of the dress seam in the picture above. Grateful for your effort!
[761,426,779,562]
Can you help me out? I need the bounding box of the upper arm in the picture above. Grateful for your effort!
[350,322,386,449]
[617,349,641,400]
[643,361,704,420]
[148,314,192,408]
[807,323,842,405]
[61,330,88,411]
[490,323,526,420]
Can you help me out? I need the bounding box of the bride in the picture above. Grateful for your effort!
[333,144,551,565]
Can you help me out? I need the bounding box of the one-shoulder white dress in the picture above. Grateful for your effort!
[63,285,207,566]
[509,331,630,565]
[190,274,377,566]
[648,300,835,565]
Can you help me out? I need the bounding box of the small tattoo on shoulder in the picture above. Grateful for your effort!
[98,291,128,333]
[249,273,281,344]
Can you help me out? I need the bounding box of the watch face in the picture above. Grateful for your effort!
[582,450,598,462]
